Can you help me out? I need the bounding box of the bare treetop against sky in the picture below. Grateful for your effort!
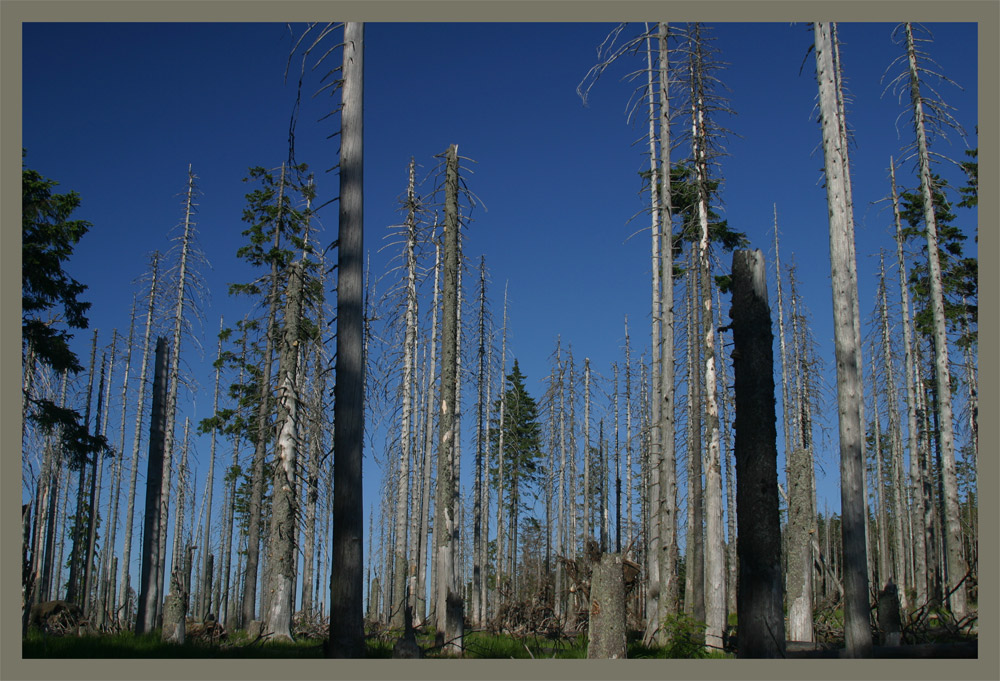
[22,21,977,551]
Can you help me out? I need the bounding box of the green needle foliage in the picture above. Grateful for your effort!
[22,150,109,466]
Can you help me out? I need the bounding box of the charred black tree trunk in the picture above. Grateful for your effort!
[730,250,785,658]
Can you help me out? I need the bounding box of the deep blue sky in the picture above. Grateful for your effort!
[22,22,978,593]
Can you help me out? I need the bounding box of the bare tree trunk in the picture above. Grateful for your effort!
[870,350,890,592]
[813,21,871,657]
[415,244,441,627]
[624,319,633,556]
[903,22,967,618]
[136,338,170,635]
[641,21,664,646]
[717,289,738,619]
[196,318,224,621]
[390,160,420,630]
[266,261,305,642]
[39,372,70,603]
[120,253,159,626]
[472,256,488,627]
[328,20,365,658]
[434,144,464,656]
[301,295,326,621]
[785,266,815,642]
[694,108,726,653]
[684,246,705,625]
[494,284,509,607]
[158,168,200,626]
[587,553,628,659]
[897,233,926,602]
[730,249,785,659]
[66,329,98,607]
[104,311,136,624]
[83,351,109,621]
[878,254,908,608]
[170,417,191,617]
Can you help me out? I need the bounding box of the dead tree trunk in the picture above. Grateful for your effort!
[135,338,170,635]
[328,21,366,659]
[587,553,627,659]
[730,250,785,659]
[814,21,872,657]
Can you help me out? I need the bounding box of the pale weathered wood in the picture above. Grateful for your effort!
[903,22,968,619]
[435,143,464,656]
[587,553,627,659]
[813,21,872,657]
[329,20,366,658]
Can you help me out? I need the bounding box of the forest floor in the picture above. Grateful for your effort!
[22,603,977,659]
[21,627,731,659]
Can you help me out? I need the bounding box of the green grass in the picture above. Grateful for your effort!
[23,626,735,659]
[22,629,324,659]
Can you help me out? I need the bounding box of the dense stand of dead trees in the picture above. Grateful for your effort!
[21,21,976,660]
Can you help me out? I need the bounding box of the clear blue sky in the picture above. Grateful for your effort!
[21,21,978,600]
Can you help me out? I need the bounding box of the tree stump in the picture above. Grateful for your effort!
[587,553,627,659]
[162,567,187,643]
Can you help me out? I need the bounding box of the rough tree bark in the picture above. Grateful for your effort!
[731,249,785,659]
[135,338,169,635]
[434,143,464,656]
[328,21,365,658]
[814,21,871,657]
[120,253,160,626]
[903,22,968,618]
[587,553,628,659]
[265,260,305,642]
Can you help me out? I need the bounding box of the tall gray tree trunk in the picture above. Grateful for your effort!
[328,21,365,658]
[415,243,441,627]
[813,21,871,657]
[156,169,200,626]
[136,338,170,634]
[195,318,224,621]
[266,261,305,642]
[684,246,705,625]
[903,22,967,619]
[120,253,160,626]
[657,19,680,635]
[878,255,908,608]
[390,161,420,630]
[716,288,738,619]
[641,22,665,646]
[38,372,70,603]
[170,417,191,613]
[694,103,726,653]
[105,311,136,624]
[66,329,98,607]
[301,303,326,621]
[730,249,785,659]
[472,256,488,626]
[83,351,108,620]
[893,173,926,600]
[434,144,464,656]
